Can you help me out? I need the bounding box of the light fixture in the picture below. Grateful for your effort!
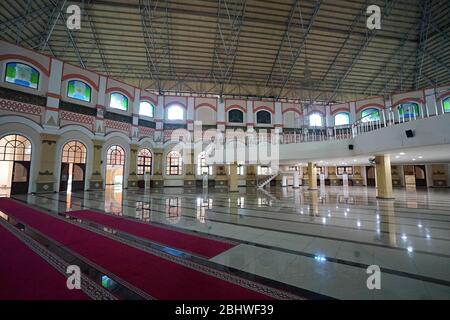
[399,152,405,155]
[407,246,413,253]
[418,156,423,159]
[412,158,416,161]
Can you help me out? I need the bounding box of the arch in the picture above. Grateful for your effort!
[166,150,183,175]
[62,74,99,91]
[106,145,125,165]
[334,112,350,126]
[67,79,92,102]
[225,105,246,113]
[139,100,155,117]
[0,115,43,133]
[228,109,244,123]
[0,54,50,76]
[253,106,274,113]
[0,134,32,161]
[137,148,153,175]
[194,103,217,111]
[57,125,95,139]
[61,140,87,164]
[356,103,384,113]
[256,110,272,124]
[109,92,129,111]
[105,87,134,100]
[282,108,302,115]
[392,97,424,108]
[4,61,40,89]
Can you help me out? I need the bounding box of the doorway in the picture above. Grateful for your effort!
[60,141,87,192]
[366,166,376,186]
[0,134,32,196]
[105,145,125,187]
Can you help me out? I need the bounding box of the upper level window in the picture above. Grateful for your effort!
[361,108,380,122]
[228,109,244,123]
[257,165,272,175]
[443,97,450,113]
[167,104,184,120]
[309,113,323,127]
[197,152,212,175]
[398,102,420,119]
[67,80,91,102]
[256,110,271,124]
[139,101,155,117]
[5,62,39,89]
[110,92,128,111]
[334,112,350,126]
[166,151,182,175]
[337,166,353,175]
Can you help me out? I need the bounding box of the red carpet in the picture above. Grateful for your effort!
[0,221,88,300]
[67,209,235,258]
[0,198,277,300]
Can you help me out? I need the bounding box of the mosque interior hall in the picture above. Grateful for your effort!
[0,0,449,302]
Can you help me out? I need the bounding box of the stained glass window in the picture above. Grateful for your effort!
[256,110,271,124]
[110,93,128,111]
[5,62,39,89]
[361,108,380,122]
[137,148,152,175]
[228,109,244,123]
[443,97,450,113]
[67,80,91,102]
[398,102,420,119]
[334,112,350,126]
[139,101,155,117]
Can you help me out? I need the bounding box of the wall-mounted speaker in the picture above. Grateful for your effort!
[405,129,414,138]
[348,144,354,150]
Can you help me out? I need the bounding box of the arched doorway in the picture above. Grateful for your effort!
[0,134,32,196]
[60,141,87,192]
[106,145,125,187]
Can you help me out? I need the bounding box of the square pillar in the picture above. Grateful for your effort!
[88,140,104,190]
[35,134,59,193]
[229,162,238,192]
[307,162,318,190]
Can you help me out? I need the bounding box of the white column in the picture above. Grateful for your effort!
[425,164,433,187]
[246,100,254,127]
[424,88,437,116]
[217,99,225,131]
[131,88,140,141]
[94,75,107,136]
[282,175,287,187]
[293,171,300,188]
[155,95,164,143]
[274,102,282,126]
[187,97,195,135]
[325,105,332,127]
[349,102,356,123]
[43,58,63,130]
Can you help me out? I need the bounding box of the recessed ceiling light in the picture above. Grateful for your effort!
[399,152,405,155]
[418,156,423,159]
[395,156,400,159]
[412,158,416,161]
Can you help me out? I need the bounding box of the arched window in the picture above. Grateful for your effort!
[197,151,212,175]
[361,108,380,122]
[398,102,420,119]
[107,145,125,165]
[309,113,323,127]
[167,104,184,120]
[67,80,92,102]
[109,93,128,111]
[443,97,450,113]
[62,141,86,163]
[256,110,271,124]
[5,62,39,89]
[228,109,244,123]
[0,134,32,161]
[166,151,182,175]
[139,101,155,117]
[334,112,350,126]
[137,148,152,175]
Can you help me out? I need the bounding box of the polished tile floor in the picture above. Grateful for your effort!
[12,185,450,299]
